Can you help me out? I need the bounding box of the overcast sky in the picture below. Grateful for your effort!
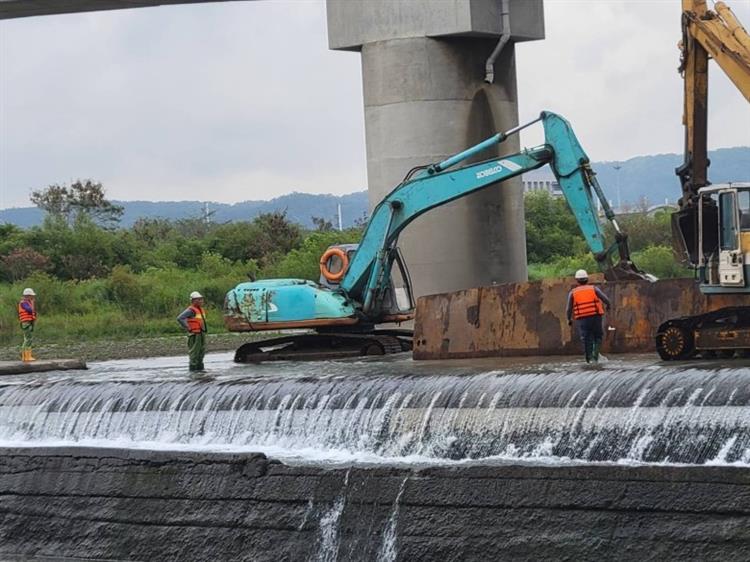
[0,0,748,208]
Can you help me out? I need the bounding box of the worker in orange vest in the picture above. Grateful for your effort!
[566,269,611,363]
[177,291,207,371]
[18,287,37,362]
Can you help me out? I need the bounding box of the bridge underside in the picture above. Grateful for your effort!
[0,0,239,19]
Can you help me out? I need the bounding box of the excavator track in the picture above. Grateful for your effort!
[655,307,750,361]
[234,331,412,363]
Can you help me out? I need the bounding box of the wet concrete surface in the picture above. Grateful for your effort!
[0,353,748,560]
[0,358,86,375]
[0,446,748,561]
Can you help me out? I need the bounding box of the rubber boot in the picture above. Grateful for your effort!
[591,342,600,363]
[27,349,36,361]
[20,350,27,362]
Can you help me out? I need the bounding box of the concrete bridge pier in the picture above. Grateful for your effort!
[327,0,545,297]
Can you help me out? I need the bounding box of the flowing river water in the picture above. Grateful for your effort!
[1,351,749,466]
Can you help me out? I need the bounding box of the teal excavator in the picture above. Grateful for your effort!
[224,111,649,362]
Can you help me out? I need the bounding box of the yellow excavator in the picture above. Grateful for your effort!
[656,0,750,359]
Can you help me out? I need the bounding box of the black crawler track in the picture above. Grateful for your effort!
[655,306,750,360]
[234,330,413,362]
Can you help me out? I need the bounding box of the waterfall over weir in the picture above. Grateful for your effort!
[1,355,750,465]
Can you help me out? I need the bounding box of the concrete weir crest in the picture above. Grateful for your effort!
[327,0,545,297]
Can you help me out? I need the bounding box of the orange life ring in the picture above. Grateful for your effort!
[319,247,349,283]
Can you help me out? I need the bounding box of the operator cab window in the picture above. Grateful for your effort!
[739,190,750,231]
[702,193,719,259]
[719,191,739,251]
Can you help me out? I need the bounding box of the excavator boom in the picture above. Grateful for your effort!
[687,1,750,102]
[341,111,647,315]
[678,0,750,205]
[674,0,750,263]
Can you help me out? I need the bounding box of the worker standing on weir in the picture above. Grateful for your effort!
[177,291,207,371]
[566,270,611,363]
[18,288,37,362]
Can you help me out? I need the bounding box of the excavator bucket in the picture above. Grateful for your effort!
[600,233,657,282]
[604,260,655,282]
[670,203,719,267]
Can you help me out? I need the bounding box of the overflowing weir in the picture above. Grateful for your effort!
[1,355,749,465]
[1,356,750,560]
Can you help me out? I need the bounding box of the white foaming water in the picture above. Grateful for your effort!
[316,469,350,561]
[377,477,408,562]
[0,354,749,466]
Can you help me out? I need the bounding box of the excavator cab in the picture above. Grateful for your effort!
[698,183,750,292]
[319,243,415,320]
[226,242,415,361]
[379,247,416,320]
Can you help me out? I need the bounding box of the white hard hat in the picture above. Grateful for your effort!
[22,288,36,296]
[190,291,203,299]
[574,269,589,280]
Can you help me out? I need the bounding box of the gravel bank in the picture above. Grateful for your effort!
[0,332,273,362]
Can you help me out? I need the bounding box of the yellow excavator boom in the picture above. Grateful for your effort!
[685,0,750,101]
[677,0,750,211]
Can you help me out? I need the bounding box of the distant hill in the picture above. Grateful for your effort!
[523,146,750,207]
[1,147,747,228]
[0,191,369,229]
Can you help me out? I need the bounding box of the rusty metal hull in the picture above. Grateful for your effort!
[413,278,750,360]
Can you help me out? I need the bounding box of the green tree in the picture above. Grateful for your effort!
[208,222,260,263]
[631,245,693,279]
[253,211,303,255]
[0,224,24,255]
[312,216,335,232]
[174,216,213,239]
[30,180,124,227]
[107,265,145,310]
[266,229,362,281]
[208,212,302,265]
[132,218,176,246]
[524,191,588,262]
[605,210,673,252]
[24,215,120,279]
[0,248,50,282]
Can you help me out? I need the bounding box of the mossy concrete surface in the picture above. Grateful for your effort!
[0,447,748,561]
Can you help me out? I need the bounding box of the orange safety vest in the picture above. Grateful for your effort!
[18,300,36,323]
[186,305,206,334]
[571,285,604,319]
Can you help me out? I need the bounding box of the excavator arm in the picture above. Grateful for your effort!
[341,111,649,317]
[678,0,750,204]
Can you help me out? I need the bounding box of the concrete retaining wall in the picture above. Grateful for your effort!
[0,447,748,560]
[413,277,750,359]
